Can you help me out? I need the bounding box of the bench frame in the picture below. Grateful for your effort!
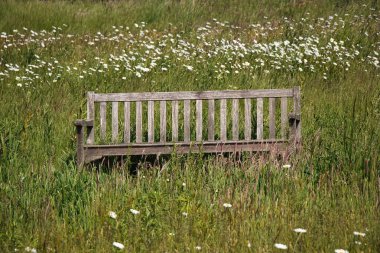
[75,87,301,167]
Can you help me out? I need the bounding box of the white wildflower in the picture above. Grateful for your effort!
[294,228,307,233]
[25,247,37,253]
[274,243,287,250]
[130,209,140,215]
[113,242,125,250]
[353,231,365,237]
[334,249,348,253]
[108,211,117,219]
[223,203,232,208]
[182,212,188,217]
[169,232,175,236]
[282,164,291,169]
[354,241,362,245]
[184,65,193,71]
[195,246,201,250]
[247,241,252,248]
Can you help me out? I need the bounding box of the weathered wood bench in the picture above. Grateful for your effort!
[74,87,301,167]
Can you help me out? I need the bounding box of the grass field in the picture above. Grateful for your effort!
[0,0,379,252]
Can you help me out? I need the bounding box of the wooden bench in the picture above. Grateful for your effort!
[74,87,301,167]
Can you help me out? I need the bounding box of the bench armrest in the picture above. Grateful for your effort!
[75,119,94,167]
[74,119,94,127]
[288,113,300,122]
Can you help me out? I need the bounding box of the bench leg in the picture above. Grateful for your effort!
[76,125,85,168]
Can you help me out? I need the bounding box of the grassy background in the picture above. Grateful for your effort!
[0,0,379,252]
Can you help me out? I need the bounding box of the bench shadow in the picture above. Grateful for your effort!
[86,154,172,176]
[82,149,289,176]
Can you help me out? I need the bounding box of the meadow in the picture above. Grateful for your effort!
[0,0,379,252]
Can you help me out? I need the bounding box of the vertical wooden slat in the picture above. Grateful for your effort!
[136,101,142,143]
[160,101,166,143]
[196,100,202,141]
[172,100,178,141]
[256,98,263,140]
[293,86,301,142]
[184,100,191,142]
[208,100,215,141]
[281,97,287,140]
[87,91,95,144]
[100,102,106,141]
[244,98,251,140]
[148,101,154,143]
[124,102,130,143]
[220,99,227,141]
[269,98,275,139]
[232,99,239,140]
[112,102,118,143]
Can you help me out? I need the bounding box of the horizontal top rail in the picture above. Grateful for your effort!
[92,88,294,102]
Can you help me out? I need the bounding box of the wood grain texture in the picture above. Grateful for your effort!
[269,98,275,139]
[85,140,288,159]
[148,101,154,143]
[100,102,106,141]
[232,99,239,141]
[196,100,202,141]
[93,89,293,102]
[160,101,166,143]
[256,98,263,140]
[293,86,301,142]
[184,100,191,142]
[112,102,118,143]
[208,99,215,141]
[281,97,287,139]
[136,101,142,143]
[124,102,130,143]
[87,91,95,144]
[172,100,178,141]
[220,99,227,141]
[244,98,251,140]
[74,119,94,127]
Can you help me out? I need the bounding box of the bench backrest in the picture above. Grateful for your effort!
[85,87,300,145]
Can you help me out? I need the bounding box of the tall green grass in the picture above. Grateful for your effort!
[0,0,377,33]
[0,0,379,252]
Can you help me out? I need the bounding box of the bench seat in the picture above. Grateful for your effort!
[83,139,288,163]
